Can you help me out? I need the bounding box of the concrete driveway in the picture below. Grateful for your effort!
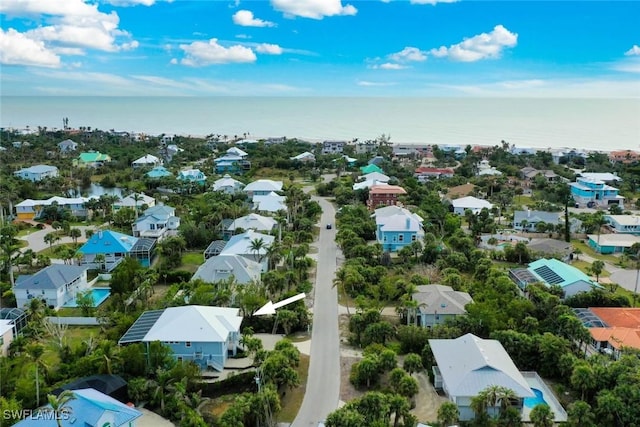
[19,224,98,253]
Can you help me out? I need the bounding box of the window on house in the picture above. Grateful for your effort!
[177,357,183,363]
[383,236,387,242]
[411,235,417,241]
[398,235,404,242]
[185,341,191,348]
[393,236,397,242]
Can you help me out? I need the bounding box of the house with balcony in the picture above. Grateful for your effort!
[177,168,207,185]
[368,185,407,210]
[393,144,432,158]
[119,305,243,372]
[609,150,640,164]
[191,254,262,285]
[322,140,346,154]
[77,230,144,271]
[570,176,624,208]
[373,206,424,252]
[132,205,180,240]
[213,174,245,194]
[605,215,640,235]
[477,159,503,176]
[13,165,59,182]
[412,285,473,328]
[214,153,251,174]
[15,196,89,220]
[14,265,90,310]
[13,388,142,427]
[429,333,535,421]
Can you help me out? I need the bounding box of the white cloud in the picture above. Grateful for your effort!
[612,60,640,73]
[255,43,283,55]
[625,45,640,56]
[0,28,61,67]
[271,0,357,19]
[429,25,518,62]
[410,0,458,4]
[389,46,427,62]
[104,0,158,6]
[357,80,396,87]
[377,63,407,70]
[179,38,257,66]
[233,10,276,27]
[0,0,140,63]
[170,58,178,64]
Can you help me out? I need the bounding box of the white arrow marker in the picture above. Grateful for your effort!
[254,292,306,316]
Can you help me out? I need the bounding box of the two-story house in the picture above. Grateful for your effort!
[322,140,346,154]
[219,229,275,272]
[191,254,262,285]
[76,151,111,168]
[13,165,59,182]
[132,205,180,240]
[77,230,140,271]
[119,305,243,372]
[146,165,173,179]
[14,265,90,310]
[132,154,162,168]
[177,169,207,185]
[373,206,424,252]
[413,285,473,328]
[113,193,156,213]
[244,179,283,198]
[212,174,246,194]
[58,139,78,153]
[414,167,455,182]
[368,185,407,210]
[15,196,89,220]
[569,176,624,208]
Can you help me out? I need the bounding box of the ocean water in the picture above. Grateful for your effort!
[1,97,638,151]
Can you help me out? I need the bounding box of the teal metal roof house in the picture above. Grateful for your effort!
[14,388,141,427]
[77,230,140,271]
[146,165,173,179]
[360,164,384,175]
[510,258,600,298]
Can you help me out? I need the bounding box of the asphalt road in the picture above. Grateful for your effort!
[292,195,341,427]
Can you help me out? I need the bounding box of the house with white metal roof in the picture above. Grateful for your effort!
[131,154,161,168]
[219,229,275,272]
[119,305,243,371]
[228,213,277,233]
[13,165,59,182]
[58,139,78,153]
[113,193,156,212]
[192,254,262,285]
[451,196,493,215]
[14,265,90,310]
[374,211,424,252]
[244,179,284,197]
[290,151,316,162]
[588,233,640,254]
[429,333,535,421]
[605,214,640,235]
[253,192,287,213]
[359,171,390,183]
[412,285,473,328]
[15,196,90,220]
[226,147,248,157]
[212,174,245,194]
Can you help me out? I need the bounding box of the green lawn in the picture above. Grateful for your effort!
[177,251,205,273]
[571,260,611,278]
[277,354,310,422]
[41,326,102,366]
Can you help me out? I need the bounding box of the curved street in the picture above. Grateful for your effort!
[292,195,341,427]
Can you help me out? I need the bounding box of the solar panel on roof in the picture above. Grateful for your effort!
[533,265,564,285]
[118,309,165,344]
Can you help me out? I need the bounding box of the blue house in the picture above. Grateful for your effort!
[214,155,251,174]
[119,305,243,372]
[13,165,59,182]
[373,206,424,252]
[14,388,141,427]
[605,215,640,235]
[569,177,624,209]
[509,258,600,298]
[77,230,153,271]
[588,233,640,254]
[177,169,207,185]
[146,165,173,179]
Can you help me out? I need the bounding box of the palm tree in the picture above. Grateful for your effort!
[93,253,106,272]
[42,390,76,427]
[44,232,60,250]
[249,237,266,264]
[590,260,605,283]
[438,401,460,427]
[69,228,82,244]
[26,343,46,407]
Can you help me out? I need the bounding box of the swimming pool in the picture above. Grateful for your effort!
[63,288,111,308]
[524,388,547,408]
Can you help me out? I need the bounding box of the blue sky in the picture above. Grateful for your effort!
[1,0,639,96]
